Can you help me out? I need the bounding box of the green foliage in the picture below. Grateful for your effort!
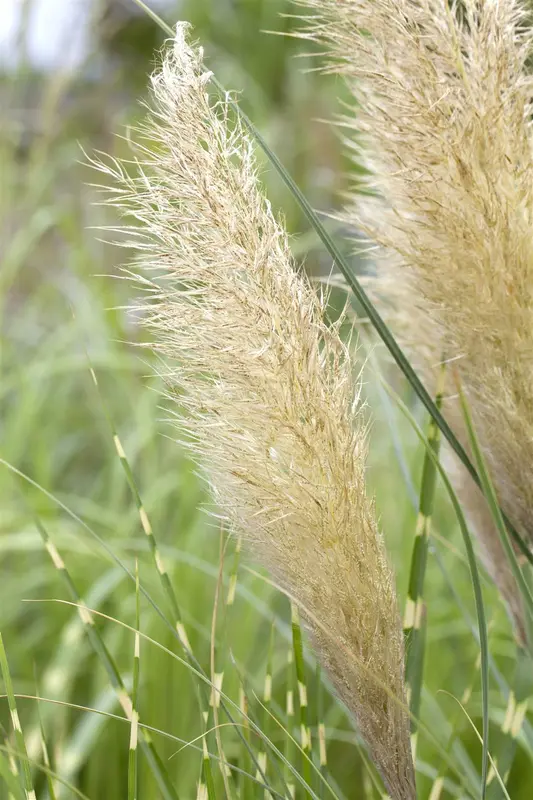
[1,1,533,798]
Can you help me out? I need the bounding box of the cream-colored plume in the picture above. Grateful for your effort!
[298,0,533,637]
[96,23,415,800]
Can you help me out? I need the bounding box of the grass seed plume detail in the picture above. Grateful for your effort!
[94,23,415,800]
[298,0,533,639]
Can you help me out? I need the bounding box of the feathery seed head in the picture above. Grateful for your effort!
[298,0,533,636]
[97,25,415,800]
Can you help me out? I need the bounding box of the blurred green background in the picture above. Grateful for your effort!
[1,1,530,798]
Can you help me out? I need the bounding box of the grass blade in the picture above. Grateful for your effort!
[291,602,312,794]
[239,684,254,800]
[260,621,276,799]
[208,527,230,800]
[34,677,58,800]
[404,364,446,758]
[0,634,36,800]
[285,645,296,800]
[128,561,140,800]
[0,748,24,800]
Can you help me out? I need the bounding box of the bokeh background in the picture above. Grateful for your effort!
[1,1,529,798]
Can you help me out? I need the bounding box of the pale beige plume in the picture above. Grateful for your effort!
[297,0,533,638]
[95,23,416,800]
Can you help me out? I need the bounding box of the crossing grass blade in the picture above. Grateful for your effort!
[0,634,36,800]
[404,364,446,759]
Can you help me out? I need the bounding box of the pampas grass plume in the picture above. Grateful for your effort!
[298,0,533,637]
[95,23,415,800]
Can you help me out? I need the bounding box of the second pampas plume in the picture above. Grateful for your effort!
[298,0,533,639]
[95,23,415,800]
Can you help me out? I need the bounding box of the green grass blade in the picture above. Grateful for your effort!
[228,652,294,799]
[440,693,511,800]
[485,564,533,796]
[291,602,312,794]
[239,685,254,800]
[285,645,296,800]
[130,0,174,36]
[0,635,35,800]
[259,621,276,799]
[428,634,490,799]
[404,364,446,757]
[88,367,193,648]
[256,700,340,800]
[128,561,140,800]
